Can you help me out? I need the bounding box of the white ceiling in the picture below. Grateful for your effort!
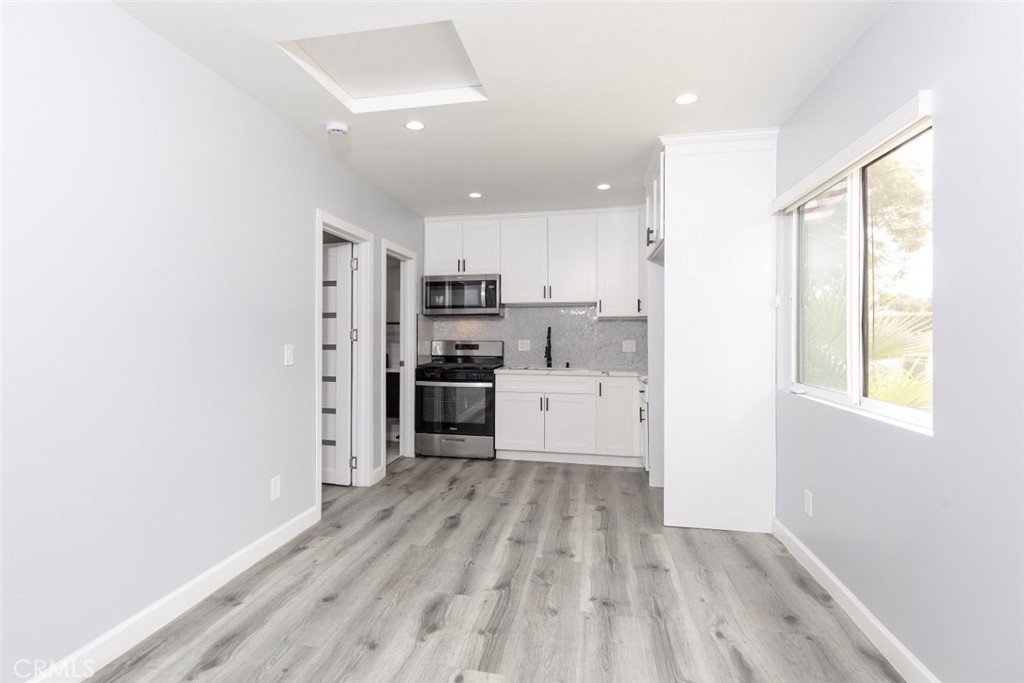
[117,1,887,218]
[293,21,481,99]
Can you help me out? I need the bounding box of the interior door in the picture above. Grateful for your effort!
[547,214,597,304]
[323,243,352,486]
[500,217,548,304]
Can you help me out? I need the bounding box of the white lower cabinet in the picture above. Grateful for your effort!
[495,373,640,465]
[595,378,634,456]
[495,391,546,451]
[545,393,596,453]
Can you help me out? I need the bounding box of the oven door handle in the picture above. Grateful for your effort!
[415,381,493,388]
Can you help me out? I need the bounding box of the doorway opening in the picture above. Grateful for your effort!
[379,239,417,475]
[315,210,374,505]
[385,255,402,464]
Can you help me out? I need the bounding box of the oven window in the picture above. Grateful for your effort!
[416,383,494,436]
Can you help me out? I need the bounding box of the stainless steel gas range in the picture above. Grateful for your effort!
[414,340,503,460]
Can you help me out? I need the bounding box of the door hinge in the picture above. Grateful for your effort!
[349,456,357,470]
[349,329,359,342]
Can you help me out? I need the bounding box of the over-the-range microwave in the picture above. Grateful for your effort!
[423,274,501,316]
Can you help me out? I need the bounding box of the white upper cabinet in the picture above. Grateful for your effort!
[461,219,501,274]
[424,221,464,276]
[547,214,597,304]
[637,218,648,315]
[500,217,549,303]
[644,148,666,260]
[597,208,644,318]
[426,208,643,308]
[423,219,501,275]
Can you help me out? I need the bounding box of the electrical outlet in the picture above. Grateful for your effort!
[271,476,281,501]
[622,339,636,353]
[804,489,813,517]
[518,339,530,352]
[283,344,294,366]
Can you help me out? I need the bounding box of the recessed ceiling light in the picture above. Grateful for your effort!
[596,184,611,191]
[674,93,699,105]
[404,121,425,131]
[468,192,482,198]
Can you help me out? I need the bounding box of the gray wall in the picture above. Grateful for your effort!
[1,2,421,676]
[429,307,647,372]
[775,4,1023,682]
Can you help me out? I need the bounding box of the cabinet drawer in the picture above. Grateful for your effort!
[496,374,596,395]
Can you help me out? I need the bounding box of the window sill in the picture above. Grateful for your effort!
[785,388,934,437]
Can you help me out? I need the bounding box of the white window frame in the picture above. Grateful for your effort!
[778,92,933,435]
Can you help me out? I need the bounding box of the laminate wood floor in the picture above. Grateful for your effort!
[93,457,903,683]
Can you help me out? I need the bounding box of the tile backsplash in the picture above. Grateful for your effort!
[425,307,647,371]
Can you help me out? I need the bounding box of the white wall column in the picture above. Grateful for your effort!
[661,129,778,533]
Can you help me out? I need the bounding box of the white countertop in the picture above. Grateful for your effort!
[496,367,646,378]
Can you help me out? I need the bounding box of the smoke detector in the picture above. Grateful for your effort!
[325,121,349,135]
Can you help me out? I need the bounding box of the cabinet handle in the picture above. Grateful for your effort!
[598,299,602,313]
[545,397,549,411]
[462,258,466,272]
[646,227,654,246]
[599,382,602,397]
[457,259,461,272]
[539,396,543,411]
[549,285,552,299]
[637,298,642,313]
[639,407,645,423]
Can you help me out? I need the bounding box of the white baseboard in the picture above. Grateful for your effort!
[772,519,940,683]
[496,449,642,468]
[31,506,321,683]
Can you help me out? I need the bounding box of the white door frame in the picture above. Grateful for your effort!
[379,239,418,474]
[315,209,375,507]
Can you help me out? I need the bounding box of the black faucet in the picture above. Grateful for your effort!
[545,326,552,368]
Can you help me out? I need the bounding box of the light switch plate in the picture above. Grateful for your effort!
[518,339,531,352]
[622,340,636,353]
[283,344,295,366]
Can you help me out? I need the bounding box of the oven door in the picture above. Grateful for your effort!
[415,380,495,436]
[423,276,500,316]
